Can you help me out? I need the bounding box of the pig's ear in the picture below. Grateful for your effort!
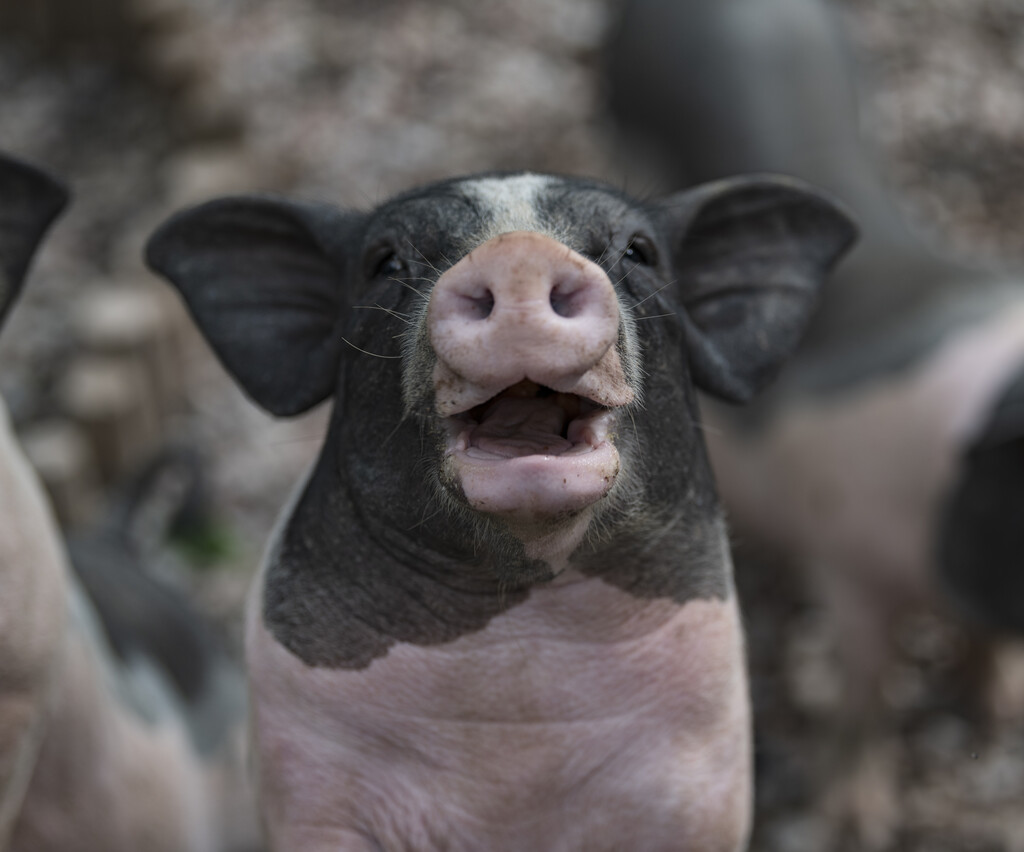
[146,196,364,417]
[661,175,857,403]
[0,154,69,329]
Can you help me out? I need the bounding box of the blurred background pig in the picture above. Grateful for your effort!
[0,153,259,852]
[0,153,68,850]
[2,0,1024,850]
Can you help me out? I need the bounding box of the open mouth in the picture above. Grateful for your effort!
[445,380,615,460]
[442,380,622,519]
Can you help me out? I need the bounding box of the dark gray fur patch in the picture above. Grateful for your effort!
[264,417,535,671]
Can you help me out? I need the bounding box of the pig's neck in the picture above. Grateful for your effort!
[259,442,733,672]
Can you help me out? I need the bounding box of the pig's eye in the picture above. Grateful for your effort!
[372,251,407,279]
[623,235,657,267]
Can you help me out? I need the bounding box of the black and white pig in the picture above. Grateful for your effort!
[0,153,258,852]
[608,0,1024,843]
[146,171,856,851]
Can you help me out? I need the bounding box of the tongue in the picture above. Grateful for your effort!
[470,396,574,458]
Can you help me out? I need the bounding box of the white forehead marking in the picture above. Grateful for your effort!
[461,173,555,241]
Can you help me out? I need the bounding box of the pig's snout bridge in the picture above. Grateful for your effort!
[428,231,620,393]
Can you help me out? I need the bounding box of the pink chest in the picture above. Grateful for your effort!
[245,572,751,852]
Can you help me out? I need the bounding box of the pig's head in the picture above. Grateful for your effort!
[0,153,68,331]
[147,173,853,664]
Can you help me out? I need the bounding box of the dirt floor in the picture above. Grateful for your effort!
[2,0,1024,849]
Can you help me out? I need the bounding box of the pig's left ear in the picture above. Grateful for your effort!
[146,196,364,417]
[661,175,857,403]
[0,154,69,329]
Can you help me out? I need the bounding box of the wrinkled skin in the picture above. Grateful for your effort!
[148,170,855,851]
[0,153,257,852]
[608,0,1024,846]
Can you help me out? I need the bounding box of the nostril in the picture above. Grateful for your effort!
[459,290,494,320]
[550,281,584,318]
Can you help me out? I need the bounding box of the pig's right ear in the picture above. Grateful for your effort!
[0,154,69,329]
[146,197,363,417]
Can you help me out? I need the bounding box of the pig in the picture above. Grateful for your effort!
[0,152,258,852]
[0,153,69,850]
[146,170,856,851]
[607,0,1024,844]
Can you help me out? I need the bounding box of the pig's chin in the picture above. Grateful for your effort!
[442,381,621,522]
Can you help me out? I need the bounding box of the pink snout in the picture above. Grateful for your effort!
[428,231,628,414]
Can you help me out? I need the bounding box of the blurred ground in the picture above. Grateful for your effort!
[1,0,1023,849]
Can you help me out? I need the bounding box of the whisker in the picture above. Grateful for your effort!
[353,304,413,324]
[595,241,615,268]
[395,274,446,293]
[600,244,632,279]
[610,243,632,267]
[609,246,645,289]
[614,267,637,290]
[383,414,410,447]
[631,279,677,309]
[405,237,442,277]
[408,504,445,531]
[387,277,431,302]
[627,409,644,466]
[634,311,676,322]
[340,337,402,359]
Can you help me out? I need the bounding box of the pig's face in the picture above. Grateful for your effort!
[148,172,854,665]
[365,176,655,576]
